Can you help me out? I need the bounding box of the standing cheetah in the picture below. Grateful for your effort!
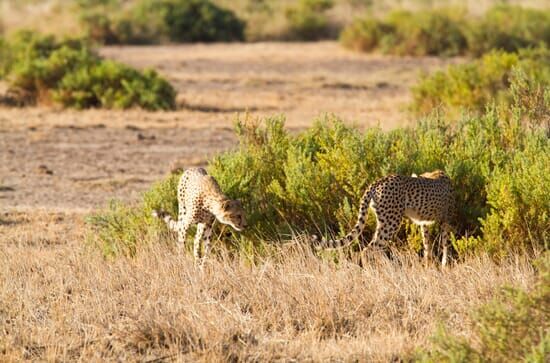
[315,170,456,265]
[152,167,246,261]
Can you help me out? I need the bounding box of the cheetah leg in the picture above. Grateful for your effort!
[370,212,401,258]
[200,224,214,263]
[193,223,206,260]
[441,222,452,266]
[153,210,190,248]
[420,225,432,265]
[175,189,188,246]
[176,221,191,248]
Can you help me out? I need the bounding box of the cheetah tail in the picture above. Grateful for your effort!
[152,209,178,231]
[314,185,374,250]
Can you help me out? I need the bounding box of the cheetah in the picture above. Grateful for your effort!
[152,167,246,261]
[315,170,456,265]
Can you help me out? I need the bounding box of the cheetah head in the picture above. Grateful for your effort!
[418,170,449,180]
[218,199,247,232]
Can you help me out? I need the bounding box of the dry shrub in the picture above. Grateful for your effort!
[0,239,537,362]
[410,47,550,121]
[79,0,245,44]
[284,0,335,41]
[341,5,550,57]
[419,253,550,362]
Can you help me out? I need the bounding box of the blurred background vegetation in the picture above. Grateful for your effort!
[0,0,549,109]
[0,0,548,43]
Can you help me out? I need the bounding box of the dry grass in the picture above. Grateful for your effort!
[0,215,536,361]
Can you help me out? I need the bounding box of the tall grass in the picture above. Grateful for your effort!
[0,235,537,361]
[418,253,550,362]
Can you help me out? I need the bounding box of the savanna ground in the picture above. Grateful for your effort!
[0,42,539,361]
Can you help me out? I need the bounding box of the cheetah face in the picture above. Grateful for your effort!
[219,200,247,231]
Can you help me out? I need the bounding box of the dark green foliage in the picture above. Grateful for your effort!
[54,61,176,110]
[0,31,87,80]
[411,49,550,117]
[0,31,176,110]
[80,0,245,44]
[90,105,549,258]
[341,5,550,57]
[285,0,334,41]
[418,254,550,362]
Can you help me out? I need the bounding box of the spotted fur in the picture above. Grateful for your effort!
[152,167,246,261]
[315,170,456,265]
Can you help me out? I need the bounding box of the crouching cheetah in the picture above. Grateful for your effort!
[152,167,246,261]
[315,170,456,265]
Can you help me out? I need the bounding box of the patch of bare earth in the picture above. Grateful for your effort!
[100,42,455,129]
[0,121,234,210]
[1,42,456,210]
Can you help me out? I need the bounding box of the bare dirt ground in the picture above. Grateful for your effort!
[1,42,454,211]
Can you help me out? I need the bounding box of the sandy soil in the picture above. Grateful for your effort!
[0,42,455,212]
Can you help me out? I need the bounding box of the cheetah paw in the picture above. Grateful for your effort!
[310,234,324,249]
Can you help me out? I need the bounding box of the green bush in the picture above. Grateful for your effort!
[418,254,550,362]
[481,138,550,256]
[88,173,181,257]
[0,31,87,80]
[340,17,390,52]
[54,60,176,110]
[411,49,550,117]
[341,5,550,57]
[467,5,550,56]
[80,12,122,45]
[284,0,334,41]
[340,8,468,56]
[89,105,549,258]
[384,9,468,56]
[509,49,550,129]
[80,0,245,44]
[0,31,176,110]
